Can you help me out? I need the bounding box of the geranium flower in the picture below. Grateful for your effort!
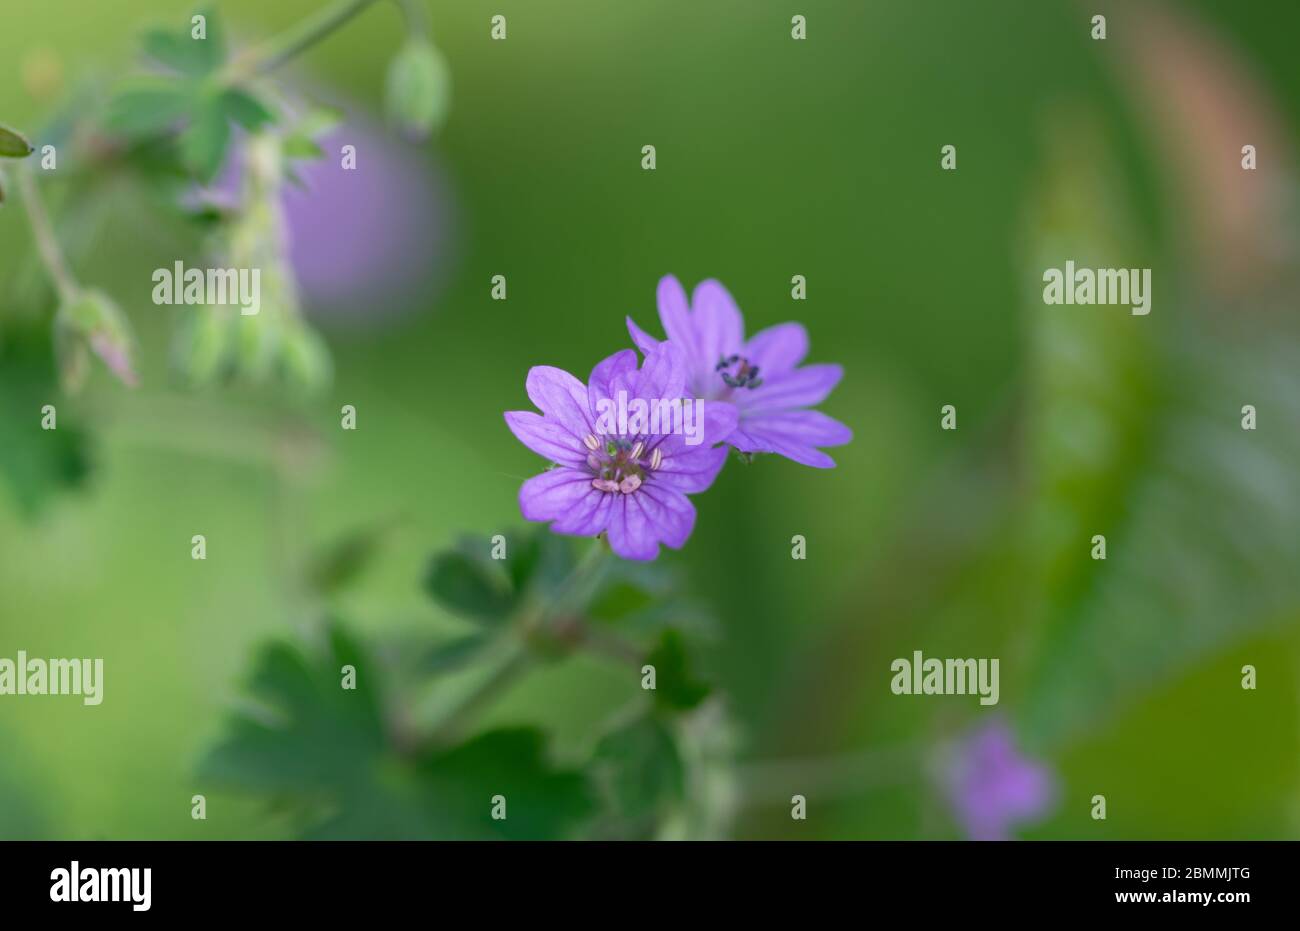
[627,276,851,468]
[505,342,736,560]
[940,719,1057,841]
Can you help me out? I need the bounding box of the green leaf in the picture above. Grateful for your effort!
[588,713,684,836]
[411,728,593,840]
[425,543,517,624]
[384,38,451,139]
[281,135,324,161]
[0,327,94,518]
[177,96,231,181]
[220,88,274,132]
[143,9,225,76]
[104,80,196,138]
[504,526,575,598]
[0,123,33,158]
[200,626,386,796]
[305,522,394,595]
[645,630,710,712]
[203,631,592,839]
[142,30,207,77]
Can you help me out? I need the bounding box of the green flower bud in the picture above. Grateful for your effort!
[235,311,280,383]
[56,288,137,390]
[384,38,451,140]
[172,306,234,387]
[0,123,34,158]
[279,320,331,395]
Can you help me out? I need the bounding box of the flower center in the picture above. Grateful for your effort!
[715,354,763,390]
[584,436,662,494]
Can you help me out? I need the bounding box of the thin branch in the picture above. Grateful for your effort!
[17,166,77,302]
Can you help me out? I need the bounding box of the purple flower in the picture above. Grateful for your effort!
[201,112,453,326]
[941,719,1057,841]
[627,276,851,468]
[505,342,736,561]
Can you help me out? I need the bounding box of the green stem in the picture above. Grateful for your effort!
[426,643,533,746]
[17,166,77,303]
[551,536,613,617]
[226,0,387,81]
[422,538,618,745]
[396,0,429,36]
[734,742,924,807]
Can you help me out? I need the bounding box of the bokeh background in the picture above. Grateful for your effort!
[1,0,1298,839]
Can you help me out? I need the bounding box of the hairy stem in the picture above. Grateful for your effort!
[17,166,77,302]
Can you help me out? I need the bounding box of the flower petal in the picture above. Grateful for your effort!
[656,275,698,362]
[651,397,738,457]
[728,409,851,469]
[743,321,808,376]
[605,486,696,560]
[650,443,729,493]
[626,315,661,355]
[740,363,843,413]
[519,468,612,536]
[631,340,686,404]
[636,483,696,549]
[525,365,594,439]
[587,349,639,425]
[504,411,587,467]
[689,279,745,371]
[741,409,852,447]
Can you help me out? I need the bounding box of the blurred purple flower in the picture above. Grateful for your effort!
[206,114,454,325]
[941,719,1056,841]
[627,276,851,468]
[505,342,736,561]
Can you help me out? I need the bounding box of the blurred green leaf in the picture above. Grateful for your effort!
[305,522,394,595]
[0,124,33,158]
[142,9,225,76]
[645,629,710,712]
[201,627,591,839]
[200,626,385,796]
[425,546,516,624]
[0,328,93,518]
[281,135,324,161]
[588,713,684,837]
[177,96,231,182]
[411,728,593,840]
[503,526,575,598]
[104,80,196,138]
[221,88,274,132]
[1017,115,1300,744]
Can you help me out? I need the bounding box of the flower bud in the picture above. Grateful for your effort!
[56,288,137,390]
[279,319,331,395]
[172,305,234,387]
[384,38,451,140]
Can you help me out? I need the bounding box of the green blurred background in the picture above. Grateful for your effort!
[1,0,1298,839]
